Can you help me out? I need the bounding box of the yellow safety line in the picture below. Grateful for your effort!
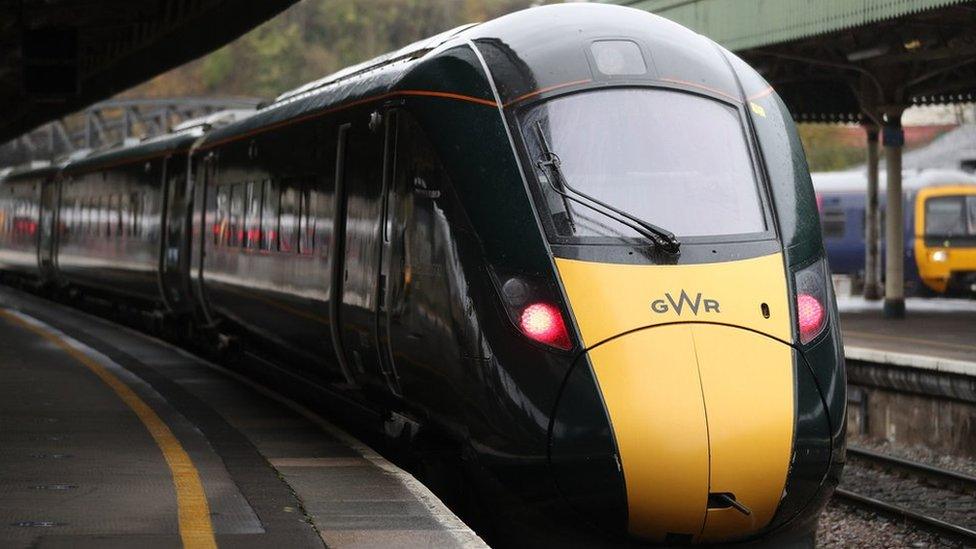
[0,309,217,549]
[844,329,976,353]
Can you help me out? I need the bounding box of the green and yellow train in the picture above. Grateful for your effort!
[0,4,844,546]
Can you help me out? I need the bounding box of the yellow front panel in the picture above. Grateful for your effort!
[692,324,794,541]
[558,253,796,543]
[555,253,791,347]
[588,324,709,541]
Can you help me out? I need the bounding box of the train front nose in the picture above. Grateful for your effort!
[550,254,799,543]
[551,324,795,543]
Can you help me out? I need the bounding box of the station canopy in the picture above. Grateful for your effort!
[0,0,299,144]
[601,0,976,122]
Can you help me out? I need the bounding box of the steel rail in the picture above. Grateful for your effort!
[833,488,976,544]
[847,445,976,493]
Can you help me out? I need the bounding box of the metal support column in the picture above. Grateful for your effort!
[864,124,882,300]
[882,111,905,318]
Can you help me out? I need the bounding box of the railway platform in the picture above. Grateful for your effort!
[838,296,976,372]
[0,287,485,549]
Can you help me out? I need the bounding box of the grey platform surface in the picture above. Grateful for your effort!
[0,286,486,549]
[839,298,976,374]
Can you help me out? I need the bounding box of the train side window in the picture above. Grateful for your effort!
[821,209,845,238]
[244,181,262,250]
[107,195,118,237]
[119,194,129,237]
[299,185,314,255]
[130,193,141,238]
[104,195,112,237]
[144,193,158,242]
[215,185,230,246]
[80,199,88,235]
[279,183,299,253]
[76,198,82,237]
[115,195,123,237]
[229,183,244,247]
[261,180,279,251]
[100,196,109,237]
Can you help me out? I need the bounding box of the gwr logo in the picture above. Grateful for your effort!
[651,290,721,316]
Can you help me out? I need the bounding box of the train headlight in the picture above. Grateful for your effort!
[931,250,948,262]
[492,270,574,351]
[794,259,829,345]
[520,302,571,350]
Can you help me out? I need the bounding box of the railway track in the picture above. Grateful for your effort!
[833,445,976,544]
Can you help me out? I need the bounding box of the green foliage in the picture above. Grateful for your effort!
[130,0,544,99]
[798,124,865,172]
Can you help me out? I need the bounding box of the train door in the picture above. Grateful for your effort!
[330,112,399,398]
[160,155,192,312]
[37,177,59,280]
[375,111,403,397]
[191,152,218,325]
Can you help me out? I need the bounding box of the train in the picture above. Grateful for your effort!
[0,4,845,547]
[814,169,976,296]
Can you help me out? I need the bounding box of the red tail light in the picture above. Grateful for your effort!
[796,293,825,342]
[519,302,571,350]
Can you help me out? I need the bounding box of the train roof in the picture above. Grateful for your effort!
[64,109,255,175]
[812,168,976,194]
[1,160,62,183]
[199,3,746,150]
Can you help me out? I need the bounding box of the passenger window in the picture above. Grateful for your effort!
[98,196,107,237]
[229,183,244,247]
[107,195,118,237]
[279,183,300,253]
[245,181,262,250]
[309,186,331,258]
[130,193,142,239]
[261,180,279,251]
[299,185,314,255]
[115,195,123,237]
[821,209,845,238]
[119,195,129,237]
[215,186,229,246]
[85,198,98,236]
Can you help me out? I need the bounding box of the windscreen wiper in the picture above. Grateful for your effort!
[534,121,680,254]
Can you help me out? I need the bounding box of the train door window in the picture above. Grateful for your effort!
[279,182,299,253]
[215,185,229,246]
[261,180,279,251]
[299,184,314,254]
[821,209,845,238]
[229,183,244,247]
[245,181,262,250]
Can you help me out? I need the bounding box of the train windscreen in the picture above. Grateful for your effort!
[925,195,976,237]
[520,88,766,242]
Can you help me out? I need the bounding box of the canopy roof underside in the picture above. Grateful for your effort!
[604,0,976,121]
